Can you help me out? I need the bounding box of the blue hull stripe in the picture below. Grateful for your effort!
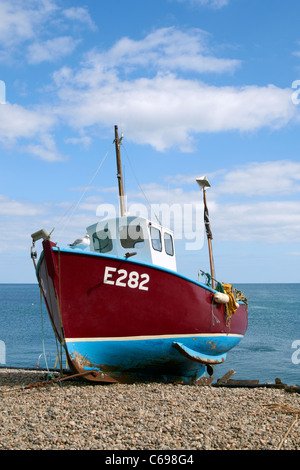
[65,334,243,377]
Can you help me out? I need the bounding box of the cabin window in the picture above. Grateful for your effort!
[92,227,113,253]
[150,226,162,252]
[164,232,174,256]
[119,224,145,249]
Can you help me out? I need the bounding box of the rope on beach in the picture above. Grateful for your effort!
[278,414,298,450]
[22,370,100,390]
[262,403,299,450]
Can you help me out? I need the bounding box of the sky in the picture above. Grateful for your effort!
[0,0,300,284]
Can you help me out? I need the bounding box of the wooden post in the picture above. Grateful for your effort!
[203,188,215,289]
[114,125,126,217]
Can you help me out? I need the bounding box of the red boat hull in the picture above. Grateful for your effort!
[37,240,248,383]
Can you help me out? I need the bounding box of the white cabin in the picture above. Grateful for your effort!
[86,216,177,272]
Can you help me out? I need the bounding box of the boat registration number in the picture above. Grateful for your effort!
[103,266,150,291]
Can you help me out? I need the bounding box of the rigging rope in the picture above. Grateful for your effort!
[40,288,50,374]
[51,142,114,237]
[122,143,162,225]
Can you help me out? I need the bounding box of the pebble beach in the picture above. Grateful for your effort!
[0,368,299,451]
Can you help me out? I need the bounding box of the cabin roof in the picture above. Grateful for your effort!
[86,215,177,271]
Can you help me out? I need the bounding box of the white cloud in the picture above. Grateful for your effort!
[62,7,97,30]
[208,160,300,242]
[65,135,92,147]
[0,17,298,159]
[212,200,300,243]
[80,27,240,76]
[25,133,66,162]
[0,103,55,143]
[164,160,300,198]
[0,0,57,47]
[174,0,229,8]
[215,160,300,196]
[27,36,81,64]
[0,102,64,161]
[55,72,295,151]
[207,161,300,243]
[49,27,296,152]
[0,194,45,216]
[123,160,300,244]
[0,0,94,62]
[131,185,300,244]
[1,158,299,258]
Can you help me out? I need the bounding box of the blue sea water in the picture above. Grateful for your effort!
[0,283,299,385]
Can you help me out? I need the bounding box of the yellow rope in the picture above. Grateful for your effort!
[222,283,238,327]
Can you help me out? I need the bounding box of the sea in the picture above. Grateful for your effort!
[0,283,299,385]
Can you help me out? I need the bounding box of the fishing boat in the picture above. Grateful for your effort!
[31,126,248,384]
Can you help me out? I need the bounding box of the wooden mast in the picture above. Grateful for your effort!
[202,186,215,289]
[114,125,126,217]
[196,176,215,289]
